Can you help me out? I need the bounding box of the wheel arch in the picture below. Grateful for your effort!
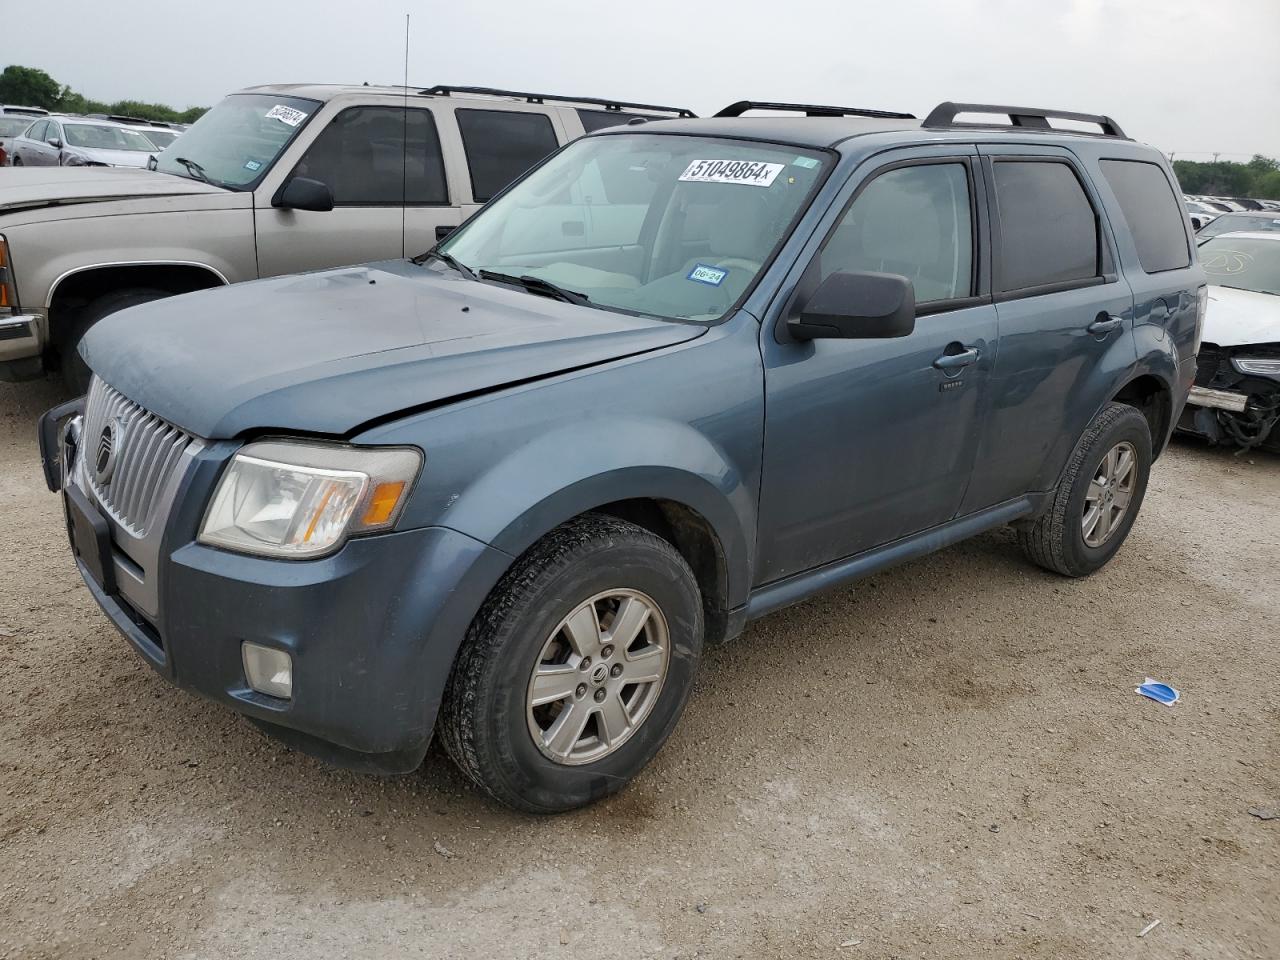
[1110,370,1176,458]
[46,261,228,350]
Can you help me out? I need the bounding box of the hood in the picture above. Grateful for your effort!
[0,167,224,213]
[81,260,706,439]
[1203,284,1280,347]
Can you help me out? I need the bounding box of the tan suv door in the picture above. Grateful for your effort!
[255,104,460,276]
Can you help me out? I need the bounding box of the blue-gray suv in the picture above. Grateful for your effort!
[40,100,1204,812]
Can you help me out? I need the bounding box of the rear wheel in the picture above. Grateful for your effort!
[60,287,168,393]
[12,155,22,166]
[1018,402,1152,577]
[440,514,704,813]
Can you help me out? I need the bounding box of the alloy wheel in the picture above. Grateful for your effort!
[1082,440,1137,547]
[526,589,670,765]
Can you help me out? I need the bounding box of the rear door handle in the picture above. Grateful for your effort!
[435,224,459,241]
[933,347,980,370]
[1087,315,1124,336]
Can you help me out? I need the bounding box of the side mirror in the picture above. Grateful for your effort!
[47,138,62,149]
[788,270,916,341]
[273,177,334,212]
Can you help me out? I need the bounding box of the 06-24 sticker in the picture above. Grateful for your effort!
[678,159,784,187]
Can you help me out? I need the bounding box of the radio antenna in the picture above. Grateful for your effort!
[401,13,410,257]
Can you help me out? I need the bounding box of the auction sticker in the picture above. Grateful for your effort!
[679,159,784,187]
[687,263,728,286]
[265,104,307,127]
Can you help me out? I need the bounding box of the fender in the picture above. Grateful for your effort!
[431,417,755,608]
[1123,325,1185,453]
[1029,321,1139,493]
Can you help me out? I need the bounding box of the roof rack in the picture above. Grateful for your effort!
[715,101,916,120]
[922,102,1127,139]
[421,85,696,118]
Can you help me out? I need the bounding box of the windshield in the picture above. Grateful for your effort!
[64,123,156,151]
[0,118,30,137]
[143,129,177,148]
[439,133,828,322]
[1199,236,1280,295]
[1197,213,1280,239]
[153,93,320,189]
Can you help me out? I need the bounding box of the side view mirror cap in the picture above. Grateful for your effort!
[788,270,916,341]
[273,177,334,212]
[47,138,62,149]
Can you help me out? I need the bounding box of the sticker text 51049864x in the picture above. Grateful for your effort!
[265,104,308,128]
[678,159,785,187]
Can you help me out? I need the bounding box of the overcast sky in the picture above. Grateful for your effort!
[7,0,1279,159]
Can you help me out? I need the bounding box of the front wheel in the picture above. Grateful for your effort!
[60,287,168,393]
[1018,402,1152,577]
[439,514,704,813]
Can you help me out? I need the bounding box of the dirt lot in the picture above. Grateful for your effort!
[1,375,1277,960]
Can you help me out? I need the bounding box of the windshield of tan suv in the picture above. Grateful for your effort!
[438,133,829,322]
[1199,236,1280,295]
[153,94,319,189]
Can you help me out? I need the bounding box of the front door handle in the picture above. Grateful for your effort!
[933,346,980,370]
[1087,315,1124,336]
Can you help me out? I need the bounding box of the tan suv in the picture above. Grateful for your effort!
[0,83,693,389]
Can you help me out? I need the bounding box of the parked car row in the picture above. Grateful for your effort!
[1183,193,1280,232]
[28,95,1207,811]
[0,108,184,168]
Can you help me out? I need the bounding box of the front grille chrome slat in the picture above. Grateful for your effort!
[82,377,195,538]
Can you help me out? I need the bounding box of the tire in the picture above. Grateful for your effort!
[60,288,168,394]
[12,155,22,166]
[1018,402,1152,577]
[440,513,704,813]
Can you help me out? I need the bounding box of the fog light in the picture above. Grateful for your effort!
[242,643,293,699]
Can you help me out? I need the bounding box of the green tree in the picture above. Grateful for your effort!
[0,65,62,108]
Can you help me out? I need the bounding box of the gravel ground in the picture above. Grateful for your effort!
[1,375,1277,960]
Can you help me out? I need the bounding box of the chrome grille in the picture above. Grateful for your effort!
[82,376,194,537]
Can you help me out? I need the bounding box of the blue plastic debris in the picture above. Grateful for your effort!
[1135,678,1180,706]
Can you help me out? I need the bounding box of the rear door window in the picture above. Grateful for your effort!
[1100,159,1191,272]
[456,109,559,202]
[992,160,1100,292]
[27,120,48,141]
[292,106,447,205]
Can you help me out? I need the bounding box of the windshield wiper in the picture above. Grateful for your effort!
[478,270,591,306]
[418,249,477,280]
[172,156,227,188]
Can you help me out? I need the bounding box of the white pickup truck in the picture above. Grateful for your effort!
[0,83,693,389]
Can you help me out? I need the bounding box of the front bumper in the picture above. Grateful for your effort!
[44,405,514,772]
[1178,345,1280,450]
[0,313,45,380]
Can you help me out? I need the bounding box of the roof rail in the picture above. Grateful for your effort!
[421,85,696,118]
[922,101,1127,138]
[715,101,916,120]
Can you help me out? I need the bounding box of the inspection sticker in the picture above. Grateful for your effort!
[265,104,307,127]
[243,159,262,172]
[687,263,728,286]
[678,159,784,187]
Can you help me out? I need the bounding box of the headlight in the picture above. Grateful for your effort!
[198,441,422,558]
[1233,356,1280,378]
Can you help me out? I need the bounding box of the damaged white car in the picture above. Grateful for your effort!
[1179,231,1280,452]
